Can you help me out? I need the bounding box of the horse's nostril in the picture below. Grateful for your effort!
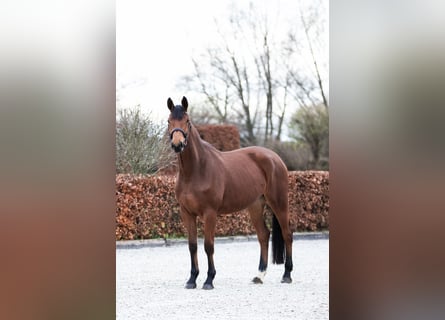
[172,142,184,153]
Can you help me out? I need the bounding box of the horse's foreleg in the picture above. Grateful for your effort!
[181,209,199,289]
[202,211,217,290]
[186,240,199,289]
[247,198,270,284]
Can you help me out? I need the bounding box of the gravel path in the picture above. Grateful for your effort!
[117,236,329,320]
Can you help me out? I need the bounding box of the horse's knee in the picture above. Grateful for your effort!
[204,241,214,255]
[189,242,198,254]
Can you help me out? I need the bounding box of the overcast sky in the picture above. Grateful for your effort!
[116,0,327,123]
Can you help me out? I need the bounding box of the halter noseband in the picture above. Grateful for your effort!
[169,120,191,146]
[170,127,187,140]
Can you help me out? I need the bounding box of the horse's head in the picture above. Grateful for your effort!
[167,96,191,153]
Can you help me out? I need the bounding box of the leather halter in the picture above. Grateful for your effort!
[169,121,190,146]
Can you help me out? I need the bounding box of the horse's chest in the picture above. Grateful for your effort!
[176,184,219,214]
[178,191,200,211]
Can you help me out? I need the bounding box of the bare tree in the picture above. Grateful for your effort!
[287,0,328,109]
[188,58,230,123]
[180,6,281,145]
[255,32,274,142]
[180,15,259,144]
[282,0,329,169]
[300,3,328,109]
[289,103,328,169]
[179,1,328,147]
[274,73,291,141]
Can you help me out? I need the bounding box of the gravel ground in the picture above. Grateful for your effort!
[117,235,329,320]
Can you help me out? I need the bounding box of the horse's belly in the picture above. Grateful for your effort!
[177,187,222,215]
[218,201,254,214]
[218,185,263,214]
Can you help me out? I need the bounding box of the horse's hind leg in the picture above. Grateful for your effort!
[266,194,293,283]
[247,197,270,284]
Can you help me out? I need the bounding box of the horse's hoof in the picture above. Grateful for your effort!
[252,277,263,284]
[202,283,214,290]
[185,282,197,289]
[281,277,292,284]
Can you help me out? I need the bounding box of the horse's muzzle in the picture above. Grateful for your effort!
[170,127,188,153]
[172,141,185,153]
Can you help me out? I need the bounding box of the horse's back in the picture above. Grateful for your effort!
[217,146,288,213]
[225,146,287,176]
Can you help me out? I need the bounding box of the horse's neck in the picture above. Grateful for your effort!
[177,125,207,177]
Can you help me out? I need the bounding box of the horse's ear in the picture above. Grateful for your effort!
[167,98,174,111]
[181,96,188,112]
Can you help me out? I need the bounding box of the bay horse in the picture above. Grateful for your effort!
[167,96,293,290]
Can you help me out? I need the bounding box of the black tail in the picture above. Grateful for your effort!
[272,214,285,264]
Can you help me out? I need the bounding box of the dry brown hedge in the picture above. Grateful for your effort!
[195,124,240,151]
[116,171,329,240]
